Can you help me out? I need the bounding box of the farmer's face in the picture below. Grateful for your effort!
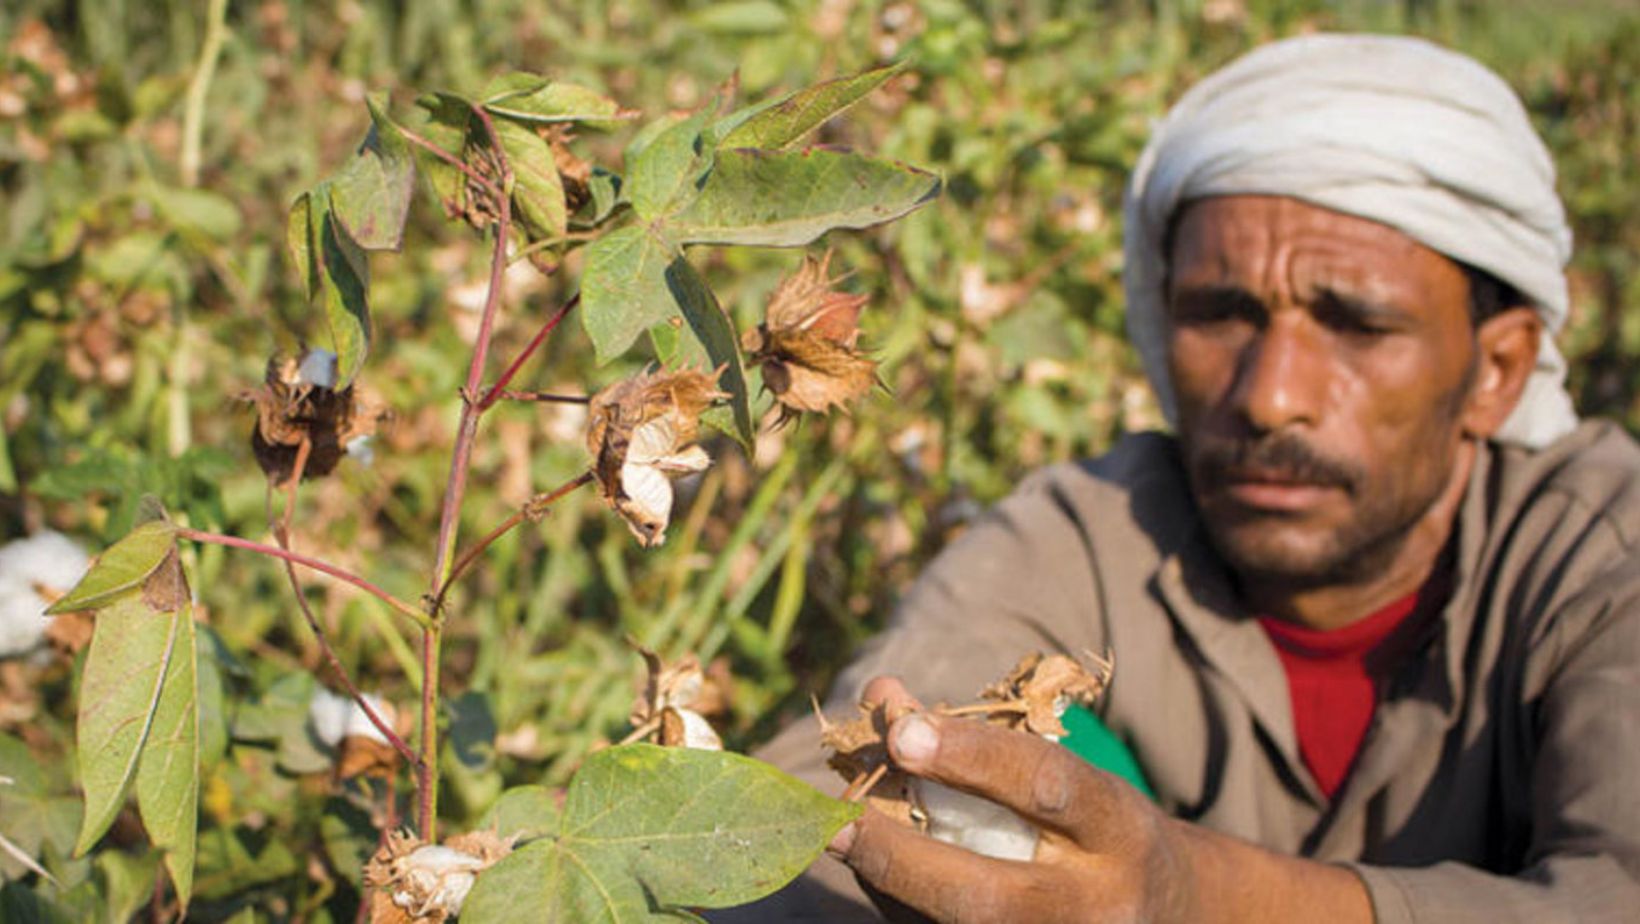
[1165,195,1479,586]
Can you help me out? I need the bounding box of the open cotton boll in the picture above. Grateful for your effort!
[296,348,339,389]
[912,779,1040,861]
[0,531,90,659]
[308,687,391,748]
[392,844,485,918]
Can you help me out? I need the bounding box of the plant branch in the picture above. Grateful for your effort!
[494,390,590,405]
[508,230,597,266]
[174,527,431,629]
[477,292,580,410]
[268,439,421,772]
[415,102,517,840]
[398,128,498,197]
[431,471,595,612]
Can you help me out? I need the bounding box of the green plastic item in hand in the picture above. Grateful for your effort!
[1060,704,1156,800]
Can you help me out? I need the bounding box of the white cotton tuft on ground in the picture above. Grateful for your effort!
[308,687,391,747]
[912,779,1041,861]
[0,530,89,659]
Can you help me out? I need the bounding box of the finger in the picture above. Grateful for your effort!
[836,809,1056,924]
[860,676,923,722]
[888,711,1141,852]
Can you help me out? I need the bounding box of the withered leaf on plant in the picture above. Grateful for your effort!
[628,645,729,750]
[585,367,725,547]
[743,251,880,425]
[241,349,385,486]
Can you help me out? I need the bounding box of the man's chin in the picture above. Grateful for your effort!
[1202,523,1357,588]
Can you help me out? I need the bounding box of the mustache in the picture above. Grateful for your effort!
[1192,433,1360,491]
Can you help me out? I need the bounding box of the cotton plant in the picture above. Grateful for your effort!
[45,62,937,920]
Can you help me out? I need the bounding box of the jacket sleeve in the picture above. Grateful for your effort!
[711,467,1111,922]
[1348,565,1640,923]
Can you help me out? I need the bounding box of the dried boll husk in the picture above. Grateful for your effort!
[743,251,879,425]
[978,650,1115,740]
[585,367,726,546]
[818,650,1116,861]
[628,646,732,750]
[241,349,385,486]
[364,829,514,923]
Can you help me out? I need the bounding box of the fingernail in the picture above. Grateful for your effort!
[826,821,857,858]
[891,713,939,766]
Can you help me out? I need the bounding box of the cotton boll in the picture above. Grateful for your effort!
[296,348,339,389]
[308,688,391,748]
[0,531,89,659]
[393,845,485,917]
[912,779,1040,861]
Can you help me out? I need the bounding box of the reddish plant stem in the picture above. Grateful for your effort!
[175,527,429,628]
[494,389,590,405]
[431,471,595,613]
[270,438,421,772]
[477,292,580,410]
[415,102,517,841]
[397,127,498,196]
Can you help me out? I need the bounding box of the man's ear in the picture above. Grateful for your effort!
[1462,306,1542,439]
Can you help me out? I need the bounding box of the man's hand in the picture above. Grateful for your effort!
[827,677,1373,924]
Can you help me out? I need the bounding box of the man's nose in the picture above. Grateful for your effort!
[1231,314,1323,432]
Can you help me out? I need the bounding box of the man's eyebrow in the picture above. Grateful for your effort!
[1312,286,1415,324]
[1168,283,1266,314]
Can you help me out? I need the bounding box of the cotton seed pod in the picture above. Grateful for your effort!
[743,251,879,426]
[819,650,1116,861]
[628,646,731,750]
[364,829,514,923]
[585,367,726,546]
[240,348,386,486]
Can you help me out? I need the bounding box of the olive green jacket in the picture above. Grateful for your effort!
[736,420,1640,922]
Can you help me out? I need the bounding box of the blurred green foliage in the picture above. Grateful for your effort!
[2,0,1636,919]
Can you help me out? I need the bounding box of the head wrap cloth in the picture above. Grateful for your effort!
[1122,34,1577,448]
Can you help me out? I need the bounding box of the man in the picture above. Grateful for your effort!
[733,33,1640,922]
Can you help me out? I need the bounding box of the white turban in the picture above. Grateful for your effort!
[1122,33,1577,448]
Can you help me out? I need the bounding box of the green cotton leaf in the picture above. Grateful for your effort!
[484,785,562,842]
[287,185,373,384]
[580,225,681,362]
[319,188,372,386]
[135,572,198,908]
[154,187,243,241]
[664,257,755,449]
[716,61,908,150]
[462,745,859,922]
[485,79,628,129]
[329,95,415,252]
[286,191,319,299]
[492,117,568,268]
[627,110,714,221]
[411,92,476,217]
[72,594,183,856]
[672,148,940,247]
[47,519,176,614]
[588,167,623,224]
